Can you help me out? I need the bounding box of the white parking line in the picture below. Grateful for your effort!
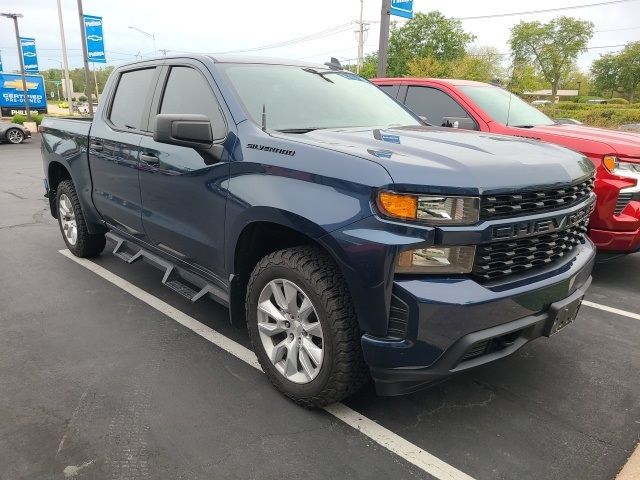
[583,301,640,321]
[59,249,475,480]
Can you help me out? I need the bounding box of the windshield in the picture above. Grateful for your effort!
[220,63,421,131]
[459,86,555,127]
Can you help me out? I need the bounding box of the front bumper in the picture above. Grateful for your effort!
[590,225,640,252]
[362,239,596,396]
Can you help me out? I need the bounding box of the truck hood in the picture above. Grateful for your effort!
[525,124,640,159]
[280,126,594,194]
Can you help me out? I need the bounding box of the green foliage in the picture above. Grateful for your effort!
[79,95,88,102]
[406,47,505,83]
[510,17,594,97]
[609,97,629,105]
[11,114,26,125]
[387,11,475,76]
[359,52,379,79]
[540,103,640,128]
[32,114,45,125]
[591,42,640,102]
[507,62,545,94]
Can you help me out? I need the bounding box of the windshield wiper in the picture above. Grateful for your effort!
[275,128,319,134]
[302,67,335,83]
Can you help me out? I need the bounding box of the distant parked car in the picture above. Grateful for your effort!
[531,99,552,106]
[0,122,31,144]
[619,123,640,133]
[586,99,608,104]
[555,118,583,125]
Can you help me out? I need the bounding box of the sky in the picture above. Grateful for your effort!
[0,0,638,73]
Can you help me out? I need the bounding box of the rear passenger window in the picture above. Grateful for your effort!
[109,68,156,130]
[159,66,226,139]
[404,86,470,126]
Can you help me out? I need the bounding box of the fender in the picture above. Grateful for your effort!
[41,126,106,234]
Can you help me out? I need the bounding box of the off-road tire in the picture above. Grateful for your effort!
[56,180,106,257]
[246,246,369,407]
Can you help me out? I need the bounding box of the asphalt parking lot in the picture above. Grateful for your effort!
[1,137,638,480]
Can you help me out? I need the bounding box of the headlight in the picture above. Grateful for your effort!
[396,246,476,274]
[376,191,480,225]
[605,157,640,192]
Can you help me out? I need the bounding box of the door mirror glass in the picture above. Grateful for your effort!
[441,116,478,131]
[154,114,213,149]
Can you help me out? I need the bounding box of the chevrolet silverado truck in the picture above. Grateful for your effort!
[373,78,640,253]
[41,56,596,406]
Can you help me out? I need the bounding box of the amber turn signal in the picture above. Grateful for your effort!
[603,155,618,173]
[377,191,418,220]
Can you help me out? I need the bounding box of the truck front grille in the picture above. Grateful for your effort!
[481,175,594,220]
[614,192,633,215]
[472,219,589,281]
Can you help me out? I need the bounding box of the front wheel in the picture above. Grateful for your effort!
[246,246,368,407]
[6,128,24,144]
[56,180,106,257]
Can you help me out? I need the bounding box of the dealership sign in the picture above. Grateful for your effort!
[84,15,106,63]
[390,0,414,19]
[0,73,48,116]
[20,37,39,73]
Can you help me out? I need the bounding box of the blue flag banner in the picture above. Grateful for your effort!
[390,0,414,19]
[20,37,39,73]
[84,15,106,63]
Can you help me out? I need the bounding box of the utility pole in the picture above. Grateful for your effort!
[377,0,391,78]
[1,12,31,120]
[357,0,364,73]
[76,0,94,116]
[56,0,74,115]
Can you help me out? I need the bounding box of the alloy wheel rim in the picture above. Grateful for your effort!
[8,130,23,143]
[58,194,78,246]
[256,278,324,384]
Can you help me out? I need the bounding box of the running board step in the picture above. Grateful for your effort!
[106,232,229,307]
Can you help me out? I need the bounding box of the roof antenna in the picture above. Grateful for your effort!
[261,104,267,132]
[324,57,343,70]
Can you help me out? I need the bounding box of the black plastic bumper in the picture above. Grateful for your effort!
[369,277,591,396]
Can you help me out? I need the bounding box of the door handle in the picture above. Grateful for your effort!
[89,141,103,152]
[140,153,160,166]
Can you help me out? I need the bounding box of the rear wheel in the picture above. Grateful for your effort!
[6,128,24,144]
[246,246,368,407]
[56,180,106,257]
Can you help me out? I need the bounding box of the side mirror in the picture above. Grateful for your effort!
[441,116,478,131]
[154,114,213,149]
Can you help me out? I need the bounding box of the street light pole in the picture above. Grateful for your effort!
[76,0,94,116]
[1,12,31,120]
[56,0,74,115]
[377,0,391,78]
[128,26,156,56]
[47,58,63,100]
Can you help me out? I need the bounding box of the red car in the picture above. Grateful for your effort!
[373,78,640,253]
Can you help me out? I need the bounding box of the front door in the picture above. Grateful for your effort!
[88,65,159,237]
[138,62,232,279]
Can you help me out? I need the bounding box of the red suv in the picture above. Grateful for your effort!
[373,78,640,252]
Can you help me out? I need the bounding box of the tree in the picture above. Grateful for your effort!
[618,42,640,102]
[359,52,379,79]
[591,53,620,97]
[508,62,545,94]
[387,11,475,76]
[510,16,594,99]
[406,47,505,83]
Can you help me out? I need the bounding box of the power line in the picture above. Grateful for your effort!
[206,23,356,55]
[455,0,640,20]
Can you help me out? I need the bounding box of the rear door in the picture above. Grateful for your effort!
[88,64,160,237]
[137,60,233,280]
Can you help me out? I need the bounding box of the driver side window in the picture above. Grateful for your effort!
[404,86,475,129]
[157,66,226,138]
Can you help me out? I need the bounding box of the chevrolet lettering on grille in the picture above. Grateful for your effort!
[492,199,595,241]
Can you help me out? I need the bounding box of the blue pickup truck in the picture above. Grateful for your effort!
[41,56,596,407]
